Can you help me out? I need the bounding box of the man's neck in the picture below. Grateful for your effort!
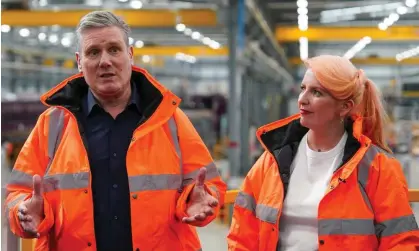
[307,122,345,152]
[93,86,132,119]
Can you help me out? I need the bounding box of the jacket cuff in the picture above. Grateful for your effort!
[9,195,54,238]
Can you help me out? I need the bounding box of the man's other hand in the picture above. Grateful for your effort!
[17,174,45,238]
[182,168,218,224]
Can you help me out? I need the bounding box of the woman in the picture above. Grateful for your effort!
[227,55,419,251]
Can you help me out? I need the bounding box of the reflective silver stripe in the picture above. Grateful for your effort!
[183,162,221,186]
[43,172,90,192]
[235,191,278,223]
[376,214,419,237]
[46,108,65,174]
[357,146,380,212]
[6,194,27,210]
[168,116,183,192]
[256,204,278,224]
[235,191,256,212]
[319,219,375,235]
[168,117,181,160]
[129,174,182,192]
[209,185,220,200]
[8,170,33,188]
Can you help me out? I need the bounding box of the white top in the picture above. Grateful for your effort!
[278,131,348,251]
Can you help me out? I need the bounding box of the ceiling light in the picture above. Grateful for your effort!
[184,28,192,36]
[129,37,134,45]
[406,0,417,8]
[378,22,388,30]
[209,41,221,49]
[297,0,308,9]
[118,0,128,2]
[202,37,211,45]
[363,36,372,44]
[299,37,308,60]
[1,25,10,33]
[38,32,47,41]
[397,6,408,14]
[176,23,186,32]
[383,17,393,26]
[389,13,400,22]
[130,0,143,9]
[191,31,201,40]
[49,34,58,44]
[19,28,30,37]
[61,37,71,47]
[142,55,151,63]
[297,7,308,15]
[135,40,144,48]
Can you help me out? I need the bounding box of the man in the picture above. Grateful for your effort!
[5,10,226,251]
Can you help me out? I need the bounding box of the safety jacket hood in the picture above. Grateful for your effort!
[39,65,180,125]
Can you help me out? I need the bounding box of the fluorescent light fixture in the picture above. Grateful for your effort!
[343,36,372,59]
[61,37,71,47]
[299,37,308,60]
[191,31,201,40]
[142,55,151,63]
[49,34,58,44]
[19,28,30,37]
[130,0,143,9]
[297,0,308,8]
[176,23,186,32]
[396,46,419,61]
[135,40,144,48]
[406,0,417,8]
[38,32,47,41]
[397,6,408,14]
[184,28,192,36]
[378,22,388,30]
[1,25,10,33]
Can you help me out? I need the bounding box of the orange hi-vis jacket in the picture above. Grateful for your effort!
[5,66,226,251]
[227,114,419,251]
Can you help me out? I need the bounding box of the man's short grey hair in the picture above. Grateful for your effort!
[76,10,131,51]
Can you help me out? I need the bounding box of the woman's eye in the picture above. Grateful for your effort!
[313,90,321,96]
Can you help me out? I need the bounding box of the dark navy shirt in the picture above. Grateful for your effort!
[81,83,142,251]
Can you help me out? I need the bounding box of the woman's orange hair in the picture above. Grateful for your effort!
[304,55,391,153]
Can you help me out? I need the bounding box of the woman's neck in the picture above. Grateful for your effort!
[307,123,345,152]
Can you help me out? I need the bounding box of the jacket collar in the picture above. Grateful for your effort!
[40,66,181,135]
[256,113,368,172]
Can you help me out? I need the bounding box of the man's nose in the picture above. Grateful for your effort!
[99,52,112,67]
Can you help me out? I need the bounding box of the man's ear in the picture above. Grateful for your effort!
[129,46,134,65]
[75,52,82,72]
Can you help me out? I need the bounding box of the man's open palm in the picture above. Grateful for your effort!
[182,167,218,224]
[17,174,44,238]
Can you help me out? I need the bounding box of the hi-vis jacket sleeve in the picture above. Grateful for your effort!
[367,153,419,251]
[5,110,55,238]
[227,151,271,251]
[173,108,227,227]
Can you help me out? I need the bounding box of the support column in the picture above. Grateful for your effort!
[227,0,246,179]
[240,73,251,175]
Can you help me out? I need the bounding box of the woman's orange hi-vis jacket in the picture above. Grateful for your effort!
[5,66,226,251]
[227,114,419,251]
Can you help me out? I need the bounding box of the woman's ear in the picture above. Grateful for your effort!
[340,99,355,118]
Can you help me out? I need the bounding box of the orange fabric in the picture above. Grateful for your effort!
[5,66,227,251]
[227,114,419,251]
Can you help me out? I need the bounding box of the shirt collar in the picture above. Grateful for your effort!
[84,81,140,116]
